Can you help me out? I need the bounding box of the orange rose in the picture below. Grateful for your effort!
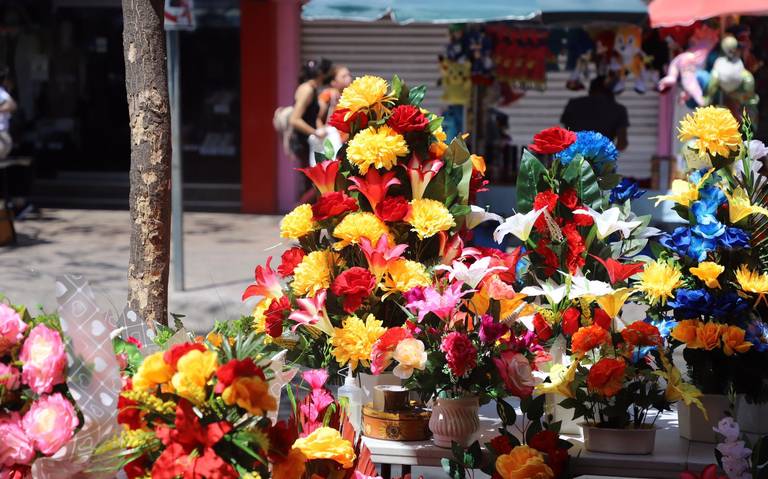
[495,445,554,479]
[587,358,626,397]
[696,322,723,351]
[671,319,701,347]
[722,326,752,356]
[621,321,662,347]
[571,324,610,356]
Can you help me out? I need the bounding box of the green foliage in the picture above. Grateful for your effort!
[408,85,427,107]
[516,150,547,212]
[113,337,143,375]
[562,157,602,210]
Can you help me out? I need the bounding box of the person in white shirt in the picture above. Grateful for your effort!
[0,67,17,160]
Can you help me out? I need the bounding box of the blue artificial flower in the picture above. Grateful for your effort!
[555,131,619,167]
[718,227,750,250]
[746,320,768,353]
[691,186,726,222]
[688,233,716,262]
[692,215,726,239]
[515,251,530,287]
[660,227,716,262]
[631,346,655,364]
[649,318,678,339]
[711,292,749,319]
[688,168,720,186]
[610,178,646,204]
[668,288,712,319]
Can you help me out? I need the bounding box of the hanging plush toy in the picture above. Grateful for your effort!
[465,26,494,85]
[613,25,650,94]
[706,35,760,125]
[565,28,595,91]
[439,56,472,105]
[658,24,719,107]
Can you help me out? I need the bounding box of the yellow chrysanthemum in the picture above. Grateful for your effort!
[280,204,317,240]
[171,349,218,404]
[651,169,714,207]
[332,212,390,250]
[736,265,768,306]
[636,260,682,305]
[292,427,357,469]
[346,125,409,174]
[330,314,386,369]
[725,187,768,223]
[291,250,341,297]
[407,198,455,239]
[337,75,391,119]
[381,259,431,294]
[678,106,742,159]
[689,262,725,289]
[252,297,272,335]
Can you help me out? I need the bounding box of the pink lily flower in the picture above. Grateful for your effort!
[288,289,334,336]
[242,257,283,301]
[405,281,470,322]
[349,168,401,211]
[360,234,408,280]
[437,231,464,265]
[404,155,443,200]
[297,159,340,194]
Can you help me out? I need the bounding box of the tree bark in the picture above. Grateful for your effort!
[122,0,171,327]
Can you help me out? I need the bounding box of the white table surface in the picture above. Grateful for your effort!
[361,408,716,479]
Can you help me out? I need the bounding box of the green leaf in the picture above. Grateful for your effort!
[453,161,474,206]
[525,394,546,421]
[598,173,622,191]
[466,441,483,468]
[525,418,543,444]
[516,150,547,213]
[451,441,465,462]
[441,458,465,479]
[323,139,335,160]
[562,157,602,209]
[450,204,472,218]
[391,75,403,99]
[428,116,444,133]
[497,399,517,426]
[408,85,427,106]
[445,136,472,165]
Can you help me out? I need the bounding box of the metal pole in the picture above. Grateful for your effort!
[167,30,185,291]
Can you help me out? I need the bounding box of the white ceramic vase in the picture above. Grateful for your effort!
[678,394,730,443]
[429,396,480,448]
[735,396,768,437]
[581,424,657,455]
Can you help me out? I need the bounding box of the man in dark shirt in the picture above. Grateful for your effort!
[561,76,629,150]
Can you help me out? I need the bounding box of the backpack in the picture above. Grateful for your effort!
[273,106,293,154]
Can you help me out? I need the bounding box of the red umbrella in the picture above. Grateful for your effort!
[649,0,768,27]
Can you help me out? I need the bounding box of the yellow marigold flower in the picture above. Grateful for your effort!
[636,260,682,305]
[333,212,390,250]
[722,325,753,356]
[690,262,724,289]
[132,351,174,391]
[273,448,306,479]
[535,360,579,399]
[407,198,455,239]
[678,106,741,159]
[736,265,768,306]
[291,426,357,469]
[292,249,341,297]
[725,187,768,223]
[280,204,317,240]
[671,319,702,348]
[330,314,386,369]
[381,259,431,294]
[171,349,218,404]
[337,75,390,119]
[696,322,723,351]
[222,376,277,415]
[495,445,554,479]
[252,297,272,334]
[346,125,408,174]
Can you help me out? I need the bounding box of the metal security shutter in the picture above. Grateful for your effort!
[495,71,659,180]
[301,20,448,112]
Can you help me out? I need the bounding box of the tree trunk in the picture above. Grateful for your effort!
[122,0,171,327]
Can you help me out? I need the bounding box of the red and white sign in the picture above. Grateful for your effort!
[164,0,195,30]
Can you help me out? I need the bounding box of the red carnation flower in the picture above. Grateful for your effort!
[328,108,368,134]
[312,191,358,222]
[533,190,558,232]
[573,210,594,227]
[562,307,581,336]
[533,313,553,342]
[215,357,265,393]
[277,247,305,277]
[563,223,586,274]
[264,296,290,338]
[528,126,577,154]
[375,195,411,222]
[163,342,206,369]
[593,308,612,330]
[331,267,376,313]
[387,105,429,134]
[535,239,559,277]
[440,332,477,377]
[560,188,579,210]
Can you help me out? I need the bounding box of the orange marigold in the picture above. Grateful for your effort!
[621,321,662,347]
[587,357,626,397]
[571,324,610,356]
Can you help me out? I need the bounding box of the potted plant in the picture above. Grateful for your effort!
[644,107,768,441]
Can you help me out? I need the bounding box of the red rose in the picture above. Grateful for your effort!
[163,342,206,369]
[387,105,429,134]
[331,267,376,313]
[265,296,290,338]
[529,430,559,453]
[560,188,579,210]
[593,308,612,330]
[533,313,553,342]
[621,320,662,347]
[528,126,577,154]
[215,357,265,393]
[328,108,368,134]
[562,307,581,336]
[277,247,306,277]
[489,434,514,455]
[376,195,411,222]
[312,191,358,221]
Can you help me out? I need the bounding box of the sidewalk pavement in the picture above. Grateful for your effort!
[0,209,284,332]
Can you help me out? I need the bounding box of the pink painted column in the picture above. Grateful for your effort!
[276,0,301,213]
[656,87,675,157]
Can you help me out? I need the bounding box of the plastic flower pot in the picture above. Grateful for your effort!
[429,396,480,448]
[581,423,657,455]
[678,394,730,443]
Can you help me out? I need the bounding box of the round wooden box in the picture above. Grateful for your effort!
[362,403,431,441]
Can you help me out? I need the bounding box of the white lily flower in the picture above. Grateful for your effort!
[749,140,768,160]
[567,273,614,299]
[465,205,504,230]
[573,206,642,240]
[494,209,544,244]
[435,256,506,289]
[521,279,567,306]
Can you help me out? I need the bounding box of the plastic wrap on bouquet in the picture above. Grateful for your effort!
[117,305,159,355]
[32,275,123,478]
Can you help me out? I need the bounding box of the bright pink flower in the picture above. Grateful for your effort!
[360,234,408,280]
[479,315,509,344]
[288,289,333,335]
[302,369,329,390]
[437,231,464,265]
[349,168,401,211]
[298,159,340,194]
[22,393,79,456]
[19,324,66,395]
[242,257,284,301]
[371,327,412,375]
[0,413,35,468]
[405,282,468,322]
[0,304,26,355]
[300,369,335,434]
[493,351,535,397]
[0,363,20,393]
[440,332,477,377]
[404,155,443,200]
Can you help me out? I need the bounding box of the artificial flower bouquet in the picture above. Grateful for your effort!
[243,74,496,376]
[646,106,768,400]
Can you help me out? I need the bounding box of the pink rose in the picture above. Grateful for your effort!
[439,332,477,377]
[19,324,66,395]
[0,304,26,354]
[493,351,535,398]
[22,393,79,456]
[0,363,20,394]
[0,413,35,468]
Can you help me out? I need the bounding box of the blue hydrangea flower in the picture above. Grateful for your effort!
[668,289,712,318]
[555,131,618,167]
[610,178,646,204]
[718,227,750,249]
